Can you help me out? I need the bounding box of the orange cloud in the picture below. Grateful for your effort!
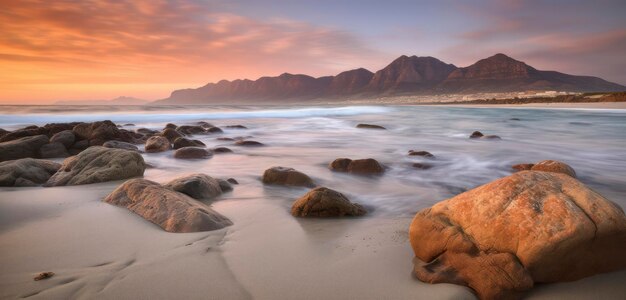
[0,0,383,103]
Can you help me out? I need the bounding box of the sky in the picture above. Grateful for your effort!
[1,0,625,104]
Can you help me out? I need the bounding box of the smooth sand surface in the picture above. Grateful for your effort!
[1,181,625,299]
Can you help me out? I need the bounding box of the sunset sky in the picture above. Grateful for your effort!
[1,0,625,104]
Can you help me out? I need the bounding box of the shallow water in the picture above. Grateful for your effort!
[2,104,625,212]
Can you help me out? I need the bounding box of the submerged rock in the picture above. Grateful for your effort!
[45,146,145,186]
[356,124,386,130]
[217,179,233,192]
[145,136,171,153]
[329,158,384,175]
[225,125,247,129]
[234,140,264,147]
[160,128,183,142]
[469,131,501,140]
[176,125,206,135]
[409,171,626,299]
[174,147,212,159]
[165,174,223,200]
[408,150,434,158]
[173,137,205,149]
[206,126,223,134]
[0,135,49,162]
[291,187,366,217]
[262,166,314,187]
[212,147,233,153]
[0,158,61,187]
[104,179,232,233]
[412,163,432,170]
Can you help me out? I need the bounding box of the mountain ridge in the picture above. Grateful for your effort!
[156,53,625,104]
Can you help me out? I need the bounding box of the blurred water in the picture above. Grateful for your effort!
[1,105,625,214]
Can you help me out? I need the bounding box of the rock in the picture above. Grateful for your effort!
[531,160,576,178]
[328,158,352,172]
[0,127,47,142]
[123,123,135,126]
[217,179,233,192]
[173,137,205,149]
[50,130,75,148]
[197,121,214,128]
[136,128,159,136]
[177,125,206,135]
[212,147,233,153]
[103,140,140,152]
[469,131,484,138]
[356,124,386,130]
[44,122,80,135]
[73,120,135,146]
[217,137,234,141]
[225,125,247,129]
[39,142,69,158]
[412,163,432,170]
[227,178,238,184]
[164,123,178,130]
[104,179,232,233]
[512,163,534,172]
[0,135,49,162]
[409,171,626,299]
[44,146,145,186]
[0,128,8,138]
[262,166,314,187]
[408,150,434,158]
[34,272,55,281]
[165,174,223,200]
[174,147,212,159]
[72,139,89,150]
[0,158,61,187]
[510,118,521,121]
[160,128,183,142]
[329,158,384,175]
[206,126,223,133]
[291,187,366,217]
[470,131,501,140]
[234,140,264,147]
[145,136,171,153]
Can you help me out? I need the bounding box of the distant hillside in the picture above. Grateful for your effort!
[155,53,625,104]
[55,96,149,105]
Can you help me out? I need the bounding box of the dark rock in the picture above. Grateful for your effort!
[470,131,501,140]
[227,178,238,184]
[329,158,384,175]
[262,166,314,187]
[234,140,264,147]
[123,123,135,126]
[45,146,145,186]
[0,135,49,162]
[356,124,386,130]
[104,179,232,233]
[177,125,206,135]
[34,272,55,281]
[469,131,484,139]
[136,128,159,136]
[217,179,233,192]
[50,130,75,148]
[160,128,183,142]
[197,121,214,128]
[328,158,352,172]
[0,127,47,142]
[174,147,212,159]
[216,137,234,141]
[0,158,61,187]
[225,125,247,129]
[291,187,366,217]
[212,147,233,153]
[173,137,205,149]
[206,126,223,133]
[412,163,433,170]
[165,173,223,200]
[39,142,69,158]
[73,120,134,146]
[408,150,434,158]
[44,122,79,135]
[164,123,178,130]
[145,136,171,153]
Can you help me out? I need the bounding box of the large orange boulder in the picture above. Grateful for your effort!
[409,171,626,299]
[530,160,576,177]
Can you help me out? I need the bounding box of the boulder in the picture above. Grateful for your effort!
[104,179,232,233]
[165,174,223,200]
[174,147,212,159]
[176,125,206,135]
[206,126,223,133]
[0,127,47,142]
[44,122,79,135]
[50,130,75,148]
[234,140,264,147]
[329,158,384,175]
[39,142,69,158]
[173,137,205,149]
[409,171,626,299]
[408,150,434,158]
[103,140,140,152]
[145,136,171,153]
[291,187,366,217]
[136,128,159,136]
[197,121,214,128]
[72,139,89,150]
[164,123,178,130]
[531,160,576,178]
[262,167,314,187]
[212,147,233,153]
[0,135,49,162]
[44,146,145,186]
[160,128,183,142]
[356,124,386,130]
[0,158,61,187]
[0,128,9,138]
[73,120,134,146]
[217,179,233,192]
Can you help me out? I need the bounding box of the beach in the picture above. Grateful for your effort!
[1,105,626,299]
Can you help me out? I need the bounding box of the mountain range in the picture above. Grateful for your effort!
[155,53,625,104]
